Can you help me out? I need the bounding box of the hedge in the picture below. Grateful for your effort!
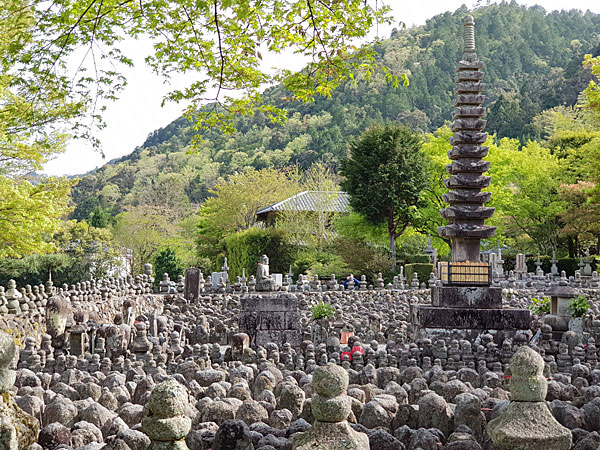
[402,254,431,264]
[405,263,434,285]
[224,228,296,279]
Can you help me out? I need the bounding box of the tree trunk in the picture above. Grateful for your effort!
[568,237,575,258]
[389,233,396,271]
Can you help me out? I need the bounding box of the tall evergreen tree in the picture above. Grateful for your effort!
[341,125,429,269]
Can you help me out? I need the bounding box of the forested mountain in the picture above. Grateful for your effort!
[71,2,600,220]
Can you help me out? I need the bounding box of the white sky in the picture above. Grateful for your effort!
[42,0,600,176]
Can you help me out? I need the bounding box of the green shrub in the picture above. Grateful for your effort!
[568,295,590,318]
[557,258,596,277]
[402,254,431,264]
[0,254,72,287]
[405,263,434,285]
[307,259,351,279]
[224,228,296,278]
[334,238,393,283]
[154,247,184,285]
[527,297,551,315]
[310,301,335,320]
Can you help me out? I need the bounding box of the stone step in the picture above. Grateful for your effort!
[431,286,502,309]
[411,304,530,330]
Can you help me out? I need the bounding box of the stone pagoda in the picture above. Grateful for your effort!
[411,15,530,342]
[438,14,495,262]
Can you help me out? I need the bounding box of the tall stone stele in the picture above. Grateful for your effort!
[488,346,571,450]
[437,14,495,262]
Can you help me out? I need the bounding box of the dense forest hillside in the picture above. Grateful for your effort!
[71,2,600,220]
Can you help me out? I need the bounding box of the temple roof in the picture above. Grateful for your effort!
[256,190,350,220]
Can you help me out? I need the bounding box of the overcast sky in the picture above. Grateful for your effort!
[42,0,600,176]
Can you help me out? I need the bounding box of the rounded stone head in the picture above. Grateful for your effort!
[312,363,349,398]
[509,346,547,402]
[148,378,189,419]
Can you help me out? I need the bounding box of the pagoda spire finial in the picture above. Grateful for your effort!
[463,14,476,60]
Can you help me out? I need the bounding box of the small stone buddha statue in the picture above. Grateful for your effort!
[255,254,279,292]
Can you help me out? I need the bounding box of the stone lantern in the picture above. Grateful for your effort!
[544,271,577,338]
[69,324,87,357]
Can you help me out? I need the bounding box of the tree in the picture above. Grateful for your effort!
[559,181,600,253]
[414,126,453,251]
[136,172,192,218]
[0,0,76,257]
[26,0,404,138]
[341,124,429,269]
[0,253,72,287]
[199,168,299,234]
[112,206,174,274]
[89,206,114,228]
[486,139,565,255]
[154,248,184,285]
[275,163,340,250]
[0,177,73,258]
[583,54,600,117]
[53,220,123,280]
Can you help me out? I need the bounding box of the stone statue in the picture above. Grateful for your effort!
[255,254,279,292]
[45,293,70,355]
[292,363,369,449]
[488,346,571,450]
[142,378,191,450]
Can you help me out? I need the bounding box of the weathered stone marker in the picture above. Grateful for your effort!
[488,346,571,450]
[239,293,301,348]
[142,378,192,450]
[292,363,369,450]
[184,268,201,302]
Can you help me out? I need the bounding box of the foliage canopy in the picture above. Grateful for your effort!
[341,124,429,264]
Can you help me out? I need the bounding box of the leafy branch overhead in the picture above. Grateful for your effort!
[25,0,407,140]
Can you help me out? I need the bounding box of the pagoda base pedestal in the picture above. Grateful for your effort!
[410,286,531,344]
